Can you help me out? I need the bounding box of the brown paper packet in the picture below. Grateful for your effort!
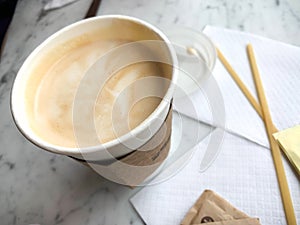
[191,218,261,225]
[181,190,251,225]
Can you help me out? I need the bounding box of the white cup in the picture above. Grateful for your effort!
[11,15,178,163]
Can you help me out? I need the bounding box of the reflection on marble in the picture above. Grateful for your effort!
[1,0,300,224]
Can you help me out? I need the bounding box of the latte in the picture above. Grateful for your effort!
[25,37,169,148]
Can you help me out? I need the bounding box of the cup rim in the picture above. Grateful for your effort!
[10,15,178,158]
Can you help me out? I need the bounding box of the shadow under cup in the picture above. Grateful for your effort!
[11,15,178,186]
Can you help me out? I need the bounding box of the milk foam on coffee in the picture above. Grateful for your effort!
[28,38,167,148]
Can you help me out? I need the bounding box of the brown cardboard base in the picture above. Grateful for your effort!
[71,105,172,187]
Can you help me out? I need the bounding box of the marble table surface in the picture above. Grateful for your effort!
[1,0,300,224]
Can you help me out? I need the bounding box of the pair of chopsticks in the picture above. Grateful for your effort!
[217,45,297,225]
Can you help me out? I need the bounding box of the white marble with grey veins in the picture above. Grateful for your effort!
[1,0,300,224]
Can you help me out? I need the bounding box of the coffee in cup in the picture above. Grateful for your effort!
[26,37,168,148]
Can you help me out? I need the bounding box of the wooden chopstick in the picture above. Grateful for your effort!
[247,44,297,225]
[216,48,263,118]
[216,48,278,133]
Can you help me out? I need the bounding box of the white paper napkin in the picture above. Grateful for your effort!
[131,129,300,225]
[174,26,300,149]
[131,27,300,225]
